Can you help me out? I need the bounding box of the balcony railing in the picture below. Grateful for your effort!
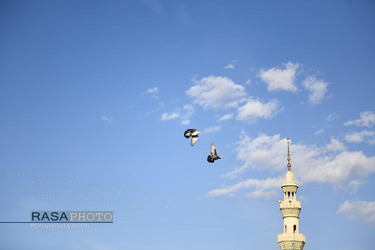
[280,200,301,209]
[277,233,305,242]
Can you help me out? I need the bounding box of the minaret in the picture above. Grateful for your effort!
[277,138,305,250]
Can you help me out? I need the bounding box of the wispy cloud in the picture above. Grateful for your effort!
[147,87,158,94]
[325,113,340,122]
[344,111,375,127]
[161,112,179,121]
[144,107,160,117]
[302,76,328,105]
[186,75,246,109]
[101,115,113,124]
[222,164,248,179]
[208,177,282,198]
[218,113,233,122]
[146,87,159,99]
[345,130,375,144]
[143,102,164,117]
[160,104,195,125]
[236,99,280,124]
[338,200,375,227]
[224,60,236,69]
[314,129,325,135]
[259,62,299,92]
[348,179,364,194]
[204,125,221,134]
[181,103,195,125]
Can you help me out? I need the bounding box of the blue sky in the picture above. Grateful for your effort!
[1,0,375,249]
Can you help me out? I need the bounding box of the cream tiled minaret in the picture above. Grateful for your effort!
[277,138,305,250]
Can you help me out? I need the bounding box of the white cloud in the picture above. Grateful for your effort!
[234,133,286,172]
[208,177,283,198]
[338,200,375,227]
[259,62,299,92]
[247,134,375,184]
[144,107,160,117]
[344,111,375,127]
[181,104,195,125]
[309,150,375,184]
[147,87,158,94]
[143,102,164,117]
[222,164,248,179]
[146,87,159,99]
[224,60,236,69]
[218,113,233,121]
[325,113,340,122]
[161,112,179,121]
[223,133,286,180]
[212,133,375,196]
[345,130,375,144]
[204,125,221,134]
[236,99,279,124]
[225,64,234,69]
[348,179,364,194]
[325,138,346,152]
[160,104,195,125]
[248,189,279,198]
[186,75,246,109]
[101,115,113,124]
[302,76,328,105]
[314,129,325,135]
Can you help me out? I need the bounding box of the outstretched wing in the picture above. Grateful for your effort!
[184,130,191,138]
[210,143,216,156]
[191,136,199,146]
[187,129,197,132]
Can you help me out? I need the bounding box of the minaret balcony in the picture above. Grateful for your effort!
[277,233,305,243]
[282,185,298,193]
[280,200,301,209]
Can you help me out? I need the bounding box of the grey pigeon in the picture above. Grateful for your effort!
[184,129,201,146]
[207,143,221,163]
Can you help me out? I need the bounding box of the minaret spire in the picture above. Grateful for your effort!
[287,138,291,171]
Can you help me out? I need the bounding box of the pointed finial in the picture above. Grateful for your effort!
[286,137,291,171]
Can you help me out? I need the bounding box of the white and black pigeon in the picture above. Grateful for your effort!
[184,129,201,146]
[207,143,221,163]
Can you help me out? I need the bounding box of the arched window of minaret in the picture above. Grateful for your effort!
[288,192,291,199]
[293,225,296,233]
[285,225,287,233]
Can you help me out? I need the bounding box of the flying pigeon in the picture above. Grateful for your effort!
[184,129,201,146]
[207,143,221,163]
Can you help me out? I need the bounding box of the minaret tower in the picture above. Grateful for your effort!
[278,138,305,250]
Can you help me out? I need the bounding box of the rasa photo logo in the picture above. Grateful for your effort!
[31,211,113,223]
